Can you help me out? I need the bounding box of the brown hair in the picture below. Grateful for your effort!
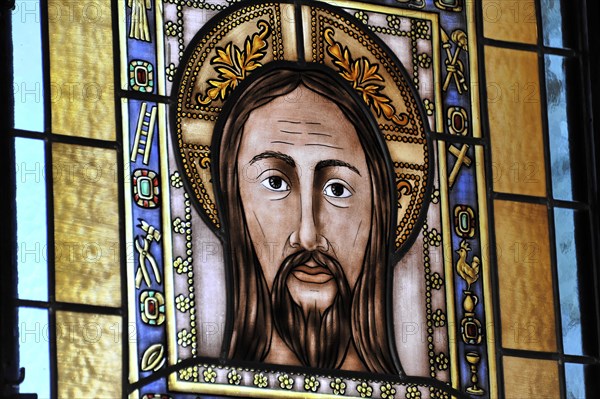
[213,64,402,375]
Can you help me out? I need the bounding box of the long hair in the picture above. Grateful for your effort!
[214,65,402,375]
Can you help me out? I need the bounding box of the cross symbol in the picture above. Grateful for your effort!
[448,144,472,188]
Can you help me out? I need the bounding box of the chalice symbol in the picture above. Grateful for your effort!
[465,351,485,395]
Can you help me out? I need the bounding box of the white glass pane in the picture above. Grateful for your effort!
[545,55,573,201]
[12,0,44,132]
[554,208,582,355]
[565,363,585,399]
[541,0,563,48]
[18,307,51,399]
[16,137,48,301]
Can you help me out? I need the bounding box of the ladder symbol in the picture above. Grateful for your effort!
[131,102,157,165]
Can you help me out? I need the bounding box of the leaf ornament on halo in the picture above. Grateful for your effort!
[197,20,271,105]
[324,28,409,126]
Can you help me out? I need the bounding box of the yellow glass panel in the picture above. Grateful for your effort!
[48,0,115,140]
[494,200,556,352]
[482,0,538,44]
[56,311,122,398]
[486,47,546,197]
[53,143,120,307]
[503,357,559,398]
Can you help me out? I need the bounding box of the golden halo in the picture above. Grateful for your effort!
[173,0,431,251]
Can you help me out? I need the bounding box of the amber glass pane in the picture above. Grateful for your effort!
[53,143,120,307]
[503,357,559,398]
[56,311,122,398]
[494,200,556,352]
[482,0,538,44]
[486,47,546,197]
[48,0,115,140]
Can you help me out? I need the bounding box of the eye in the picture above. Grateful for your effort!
[261,176,290,192]
[323,180,352,198]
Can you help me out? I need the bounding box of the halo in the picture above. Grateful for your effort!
[172,0,432,251]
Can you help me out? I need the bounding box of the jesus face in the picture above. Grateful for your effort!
[236,85,373,317]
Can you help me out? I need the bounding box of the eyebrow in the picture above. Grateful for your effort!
[249,151,296,168]
[315,159,361,176]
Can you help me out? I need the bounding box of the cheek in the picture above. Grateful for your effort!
[319,194,371,288]
[238,181,299,283]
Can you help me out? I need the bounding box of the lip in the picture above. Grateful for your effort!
[291,264,334,284]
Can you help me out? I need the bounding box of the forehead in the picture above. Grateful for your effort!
[238,86,367,165]
[253,86,351,130]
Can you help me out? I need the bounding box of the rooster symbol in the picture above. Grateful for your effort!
[455,240,480,289]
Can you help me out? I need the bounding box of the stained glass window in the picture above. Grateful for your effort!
[4,0,600,398]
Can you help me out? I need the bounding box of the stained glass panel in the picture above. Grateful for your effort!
[53,143,121,307]
[494,200,557,352]
[18,307,51,398]
[485,46,546,197]
[565,363,585,399]
[15,137,48,301]
[541,0,564,48]
[120,0,496,397]
[540,0,581,50]
[555,208,584,356]
[56,311,122,398]
[545,55,573,201]
[48,0,115,140]
[12,0,44,132]
[482,0,537,44]
[545,55,588,202]
[502,357,560,398]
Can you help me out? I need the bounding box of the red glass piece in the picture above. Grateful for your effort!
[136,67,148,85]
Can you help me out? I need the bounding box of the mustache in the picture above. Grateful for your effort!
[272,250,348,290]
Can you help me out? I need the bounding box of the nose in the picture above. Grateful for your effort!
[289,194,328,252]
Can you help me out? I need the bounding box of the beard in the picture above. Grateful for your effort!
[271,250,352,369]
